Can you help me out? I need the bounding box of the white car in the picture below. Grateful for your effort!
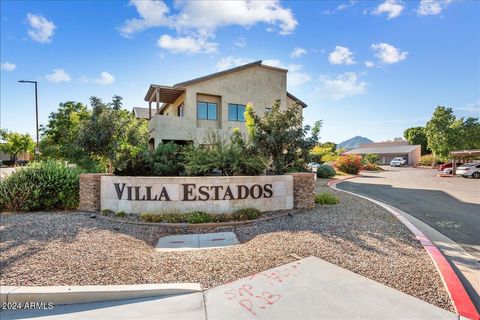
[443,168,453,175]
[456,163,480,179]
[307,162,320,172]
[390,157,407,167]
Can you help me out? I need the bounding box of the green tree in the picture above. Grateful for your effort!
[40,101,92,167]
[0,131,35,163]
[245,100,321,174]
[459,117,480,150]
[77,96,148,173]
[110,95,123,110]
[404,126,429,155]
[311,141,337,163]
[425,106,463,160]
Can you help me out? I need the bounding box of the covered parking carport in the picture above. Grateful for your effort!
[450,149,480,174]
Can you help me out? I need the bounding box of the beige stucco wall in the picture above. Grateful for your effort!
[409,146,421,165]
[149,65,302,145]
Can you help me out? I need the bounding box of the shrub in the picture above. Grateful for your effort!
[186,211,212,223]
[139,208,262,224]
[363,153,379,165]
[183,130,266,176]
[315,192,339,205]
[316,164,336,178]
[321,153,339,163]
[231,208,261,221]
[101,209,114,216]
[0,160,81,212]
[362,163,381,171]
[419,154,436,166]
[334,155,362,175]
[115,211,126,218]
[140,212,185,223]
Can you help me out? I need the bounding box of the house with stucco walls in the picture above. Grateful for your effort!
[137,60,307,148]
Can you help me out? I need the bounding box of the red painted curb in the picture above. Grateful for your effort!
[328,177,480,320]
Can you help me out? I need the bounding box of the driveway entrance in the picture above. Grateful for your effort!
[336,167,480,258]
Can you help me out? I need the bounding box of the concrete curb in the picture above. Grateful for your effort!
[0,283,202,306]
[328,177,480,320]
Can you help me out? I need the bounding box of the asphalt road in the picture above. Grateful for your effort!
[336,167,480,258]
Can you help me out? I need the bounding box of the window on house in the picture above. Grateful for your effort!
[265,107,272,113]
[228,103,246,122]
[177,103,184,117]
[197,101,217,120]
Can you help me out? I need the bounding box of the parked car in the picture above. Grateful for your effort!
[390,157,407,167]
[307,162,320,172]
[438,162,463,171]
[443,168,454,175]
[455,163,480,179]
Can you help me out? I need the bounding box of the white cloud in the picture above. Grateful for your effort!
[287,64,311,87]
[315,72,367,100]
[337,0,357,11]
[417,0,453,16]
[371,43,408,64]
[121,0,297,36]
[27,13,56,43]
[456,101,480,113]
[262,59,284,68]
[93,72,115,85]
[45,69,71,83]
[120,0,171,37]
[372,0,404,19]
[291,47,307,58]
[234,37,247,48]
[157,35,217,54]
[328,46,355,65]
[121,0,297,54]
[173,1,298,36]
[364,61,375,68]
[1,62,16,71]
[323,0,357,14]
[262,60,310,88]
[216,56,254,70]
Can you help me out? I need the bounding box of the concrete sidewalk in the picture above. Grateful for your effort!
[1,257,459,320]
[1,293,205,320]
[205,257,457,320]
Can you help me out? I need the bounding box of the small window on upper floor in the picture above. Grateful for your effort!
[265,107,272,113]
[228,103,246,122]
[197,101,217,120]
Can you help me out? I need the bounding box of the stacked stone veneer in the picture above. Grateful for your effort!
[288,173,316,209]
[79,173,111,212]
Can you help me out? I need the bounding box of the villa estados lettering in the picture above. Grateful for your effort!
[113,183,273,201]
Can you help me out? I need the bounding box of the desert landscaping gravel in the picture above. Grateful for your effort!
[0,179,454,312]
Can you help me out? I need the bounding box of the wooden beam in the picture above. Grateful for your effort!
[148,101,152,120]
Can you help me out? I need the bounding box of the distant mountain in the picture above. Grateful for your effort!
[337,136,373,150]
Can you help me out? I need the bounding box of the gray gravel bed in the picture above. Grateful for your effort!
[0,180,454,312]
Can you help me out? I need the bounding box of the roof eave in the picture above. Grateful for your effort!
[287,91,308,108]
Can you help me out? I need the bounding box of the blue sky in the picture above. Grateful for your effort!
[1,0,479,143]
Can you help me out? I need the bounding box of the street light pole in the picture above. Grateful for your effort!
[18,80,40,157]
